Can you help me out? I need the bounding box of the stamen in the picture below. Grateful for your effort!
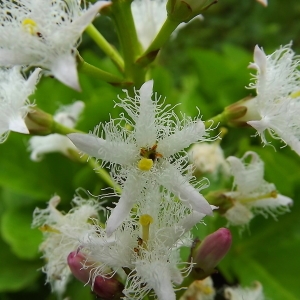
[139,214,153,244]
[138,158,153,171]
[22,18,37,35]
[290,90,300,98]
[39,224,61,234]
[240,190,278,204]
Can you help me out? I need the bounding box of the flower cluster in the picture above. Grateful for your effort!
[31,81,220,300]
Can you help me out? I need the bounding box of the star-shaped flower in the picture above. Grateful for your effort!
[223,151,292,226]
[246,44,300,155]
[0,66,41,143]
[69,80,213,235]
[0,0,107,90]
[80,189,206,300]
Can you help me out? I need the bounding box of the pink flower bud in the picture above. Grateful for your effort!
[191,228,232,279]
[67,251,124,300]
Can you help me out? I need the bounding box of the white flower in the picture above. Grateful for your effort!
[131,0,202,50]
[224,151,292,226]
[32,193,102,295]
[0,0,107,90]
[81,189,205,300]
[68,80,213,235]
[224,281,265,300]
[246,43,300,155]
[189,142,229,176]
[0,66,41,143]
[28,101,85,161]
[180,277,216,300]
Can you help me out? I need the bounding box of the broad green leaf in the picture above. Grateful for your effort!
[0,238,41,292]
[1,208,42,260]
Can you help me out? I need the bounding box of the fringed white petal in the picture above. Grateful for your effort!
[135,261,176,300]
[158,120,206,157]
[29,134,76,161]
[51,54,80,91]
[0,49,36,66]
[159,162,213,215]
[227,151,264,194]
[135,80,157,147]
[68,133,136,165]
[106,174,143,236]
[68,1,108,35]
[9,116,29,134]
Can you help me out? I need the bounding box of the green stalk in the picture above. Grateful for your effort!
[87,157,122,194]
[110,0,146,87]
[52,121,84,135]
[205,112,226,129]
[77,56,127,86]
[85,24,125,72]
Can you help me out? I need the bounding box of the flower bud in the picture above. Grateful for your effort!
[67,251,124,300]
[25,107,54,135]
[224,96,260,127]
[167,0,217,22]
[191,228,232,279]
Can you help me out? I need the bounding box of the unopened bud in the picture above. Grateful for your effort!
[224,96,260,127]
[167,0,217,22]
[191,228,232,279]
[25,107,54,135]
[67,251,124,300]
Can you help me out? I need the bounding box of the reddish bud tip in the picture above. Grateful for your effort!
[191,228,232,278]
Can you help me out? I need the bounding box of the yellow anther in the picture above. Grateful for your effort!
[139,214,153,245]
[290,90,300,98]
[39,224,61,234]
[138,158,153,171]
[22,18,37,35]
[240,190,278,204]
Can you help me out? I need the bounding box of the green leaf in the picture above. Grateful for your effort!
[1,208,42,260]
[0,238,41,292]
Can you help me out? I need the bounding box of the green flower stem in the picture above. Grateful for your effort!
[77,55,128,86]
[51,121,84,135]
[87,156,122,194]
[85,24,125,72]
[205,112,227,129]
[110,0,146,87]
[136,17,180,67]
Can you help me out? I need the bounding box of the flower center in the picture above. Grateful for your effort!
[39,224,61,234]
[138,144,162,171]
[240,190,277,204]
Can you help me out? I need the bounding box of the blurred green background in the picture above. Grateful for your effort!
[1,0,300,299]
